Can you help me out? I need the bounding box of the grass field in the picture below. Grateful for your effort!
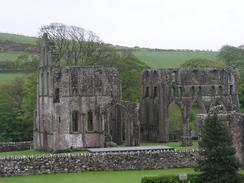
[133,50,219,68]
[0,168,196,183]
[0,33,36,45]
[141,140,198,150]
[1,168,244,183]
[0,72,27,85]
[0,52,25,62]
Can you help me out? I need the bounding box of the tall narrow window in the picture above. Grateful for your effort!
[230,85,233,95]
[87,111,93,131]
[191,86,195,96]
[153,86,157,97]
[71,70,78,96]
[145,87,150,97]
[219,86,223,95]
[179,87,183,96]
[72,110,79,132]
[198,86,202,95]
[53,88,60,103]
[211,86,215,95]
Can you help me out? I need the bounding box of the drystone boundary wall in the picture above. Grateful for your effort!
[0,150,199,177]
[0,141,31,152]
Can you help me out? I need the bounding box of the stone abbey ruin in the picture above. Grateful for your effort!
[33,34,244,163]
[33,35,139,151]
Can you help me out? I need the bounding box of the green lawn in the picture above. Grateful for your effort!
[0,168,195,183]
[133,50,219,69]
[0,72,27,85]
[1,168,244,183]
[141,140,198,150]
[0,32,37,45]
[0,52,25,62]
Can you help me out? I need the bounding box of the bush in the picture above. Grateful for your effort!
[141,174,244,183]
[141,174,199,183]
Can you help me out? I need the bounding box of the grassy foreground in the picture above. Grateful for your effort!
[2,168,244,183]
[0,168,195,183]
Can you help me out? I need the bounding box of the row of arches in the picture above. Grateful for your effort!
[168,100,226,141]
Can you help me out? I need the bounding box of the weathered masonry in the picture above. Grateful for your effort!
[33,34,139,151]
[140,68,240,146]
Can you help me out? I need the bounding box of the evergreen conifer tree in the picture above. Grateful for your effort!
[198,113,240,183]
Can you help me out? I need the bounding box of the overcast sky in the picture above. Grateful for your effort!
[1,0,244,50]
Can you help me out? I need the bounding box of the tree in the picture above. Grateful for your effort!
[19,74,37,140]
[198,113,240,183]
[39,23,102,65]
[181,58,226,68]
[218,45,244,66]
[0,78,25,141]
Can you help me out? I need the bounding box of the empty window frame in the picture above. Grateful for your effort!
[153,86,158,97]
[87,111,93,131]
[145,87,150,97]
[72,110,79,132]
[53,88,60,103]
[229,85,233,95]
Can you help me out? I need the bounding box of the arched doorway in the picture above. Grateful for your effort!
[168,102,183,141]
[108,104,128,145]
[189,101,206,140]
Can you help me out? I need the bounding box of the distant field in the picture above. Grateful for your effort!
[0,51,25,62]
[0,33,37,45]
[0,72,26,85]
[133,50,219,68]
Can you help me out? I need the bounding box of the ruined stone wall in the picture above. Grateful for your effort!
[198,112,244,163]
[0,141,31,152]
[140,68,239,144]
[0,150,199,177]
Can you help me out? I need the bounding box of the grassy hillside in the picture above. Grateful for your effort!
[0,52,25,62]
[0,33,37,45]
[0,32,220,87]
[0,73,27,85]
[133,50,219,68]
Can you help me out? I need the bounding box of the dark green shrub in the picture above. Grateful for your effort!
[141,174,199,183]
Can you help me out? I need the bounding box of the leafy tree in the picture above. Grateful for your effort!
[0,79,25,141]
[0,75,36,142]
[218,45,244,65]
[198,113,240,183]
[19,74,36,140]
[39,23,102,65]
[181,58,226,68]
